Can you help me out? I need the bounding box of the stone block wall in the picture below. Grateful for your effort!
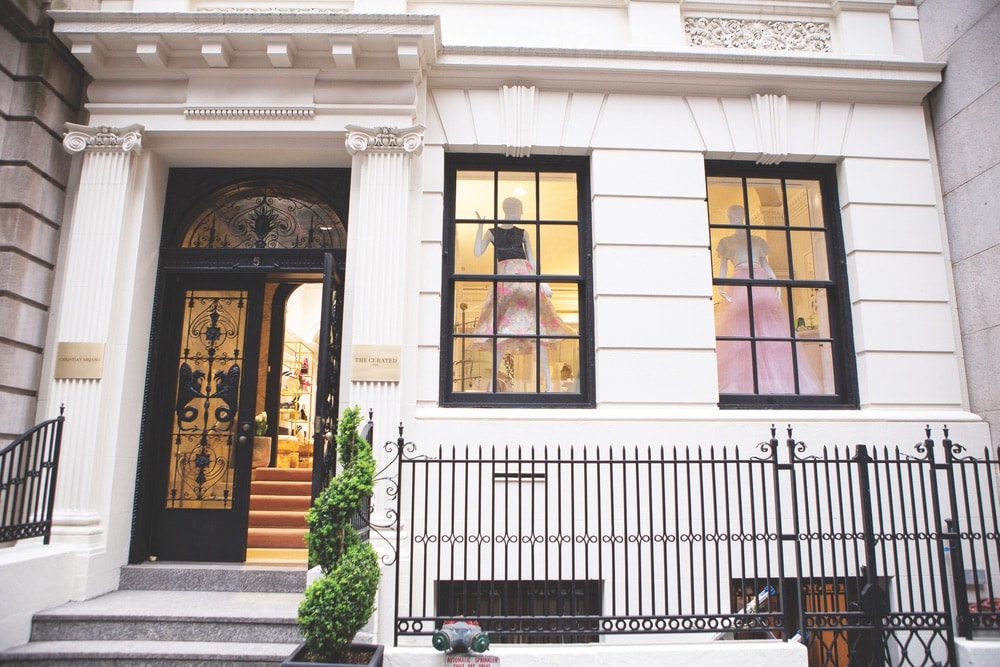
[917,0,1000,448]
[0,0,85,440]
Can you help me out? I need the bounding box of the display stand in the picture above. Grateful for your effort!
[278,341,314,468]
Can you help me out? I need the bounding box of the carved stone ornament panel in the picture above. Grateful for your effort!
[685,17,831,52]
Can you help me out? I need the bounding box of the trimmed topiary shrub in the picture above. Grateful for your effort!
[298,406,381,662]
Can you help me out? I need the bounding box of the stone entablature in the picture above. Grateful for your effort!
[50,8,936,119]
[48,10,438,74]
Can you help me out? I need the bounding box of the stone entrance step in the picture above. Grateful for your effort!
[0,563,307,666]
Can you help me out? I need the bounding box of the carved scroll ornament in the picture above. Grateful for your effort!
[62,123,144,155]
[345,125,425,156]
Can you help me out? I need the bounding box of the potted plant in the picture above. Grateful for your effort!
[252,411,271,468]
[284,406,383,666]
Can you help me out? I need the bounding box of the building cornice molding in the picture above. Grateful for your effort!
[50,9,440,73]
[679,0,894,16]
[49,9,941,105]
[432,46,943,104]
[63,123,144,155]
[48,9,440,28]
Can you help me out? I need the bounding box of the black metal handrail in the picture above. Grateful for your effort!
[0,406,65,544]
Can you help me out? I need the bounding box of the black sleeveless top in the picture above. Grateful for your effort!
[493,226,526,262]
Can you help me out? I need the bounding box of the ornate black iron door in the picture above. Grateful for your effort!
[130,170,351,565]
[311,252,343,496]
[152,278,263,562]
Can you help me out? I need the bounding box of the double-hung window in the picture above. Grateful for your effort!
[442,155,593,407]
[708,162,857,408]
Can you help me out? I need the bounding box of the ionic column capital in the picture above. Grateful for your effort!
[63,123,145,155]
[345,124,424,156]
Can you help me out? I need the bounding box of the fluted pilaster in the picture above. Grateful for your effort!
[343,124,423,454]
[48,123,143,543]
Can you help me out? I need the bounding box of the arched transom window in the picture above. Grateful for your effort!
[177,180,346,250]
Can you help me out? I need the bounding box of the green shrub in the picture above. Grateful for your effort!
[298,406,381,662]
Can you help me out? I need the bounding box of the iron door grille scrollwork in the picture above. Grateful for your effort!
[165,289,248,509]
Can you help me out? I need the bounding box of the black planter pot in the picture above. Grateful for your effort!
[282,642,384,667]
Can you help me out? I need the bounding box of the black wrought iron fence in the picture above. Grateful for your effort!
[0,407,65,544]
[940,431,1000,637]
[388,426,1000,667]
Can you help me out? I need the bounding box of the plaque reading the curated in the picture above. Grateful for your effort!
[351,345,401,382]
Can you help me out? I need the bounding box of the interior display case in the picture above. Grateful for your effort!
[278,341,315,468]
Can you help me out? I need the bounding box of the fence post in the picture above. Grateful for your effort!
[392,422,406,648]
[930,427,970,642]
[769,425,800,641]
[853,444,887,667]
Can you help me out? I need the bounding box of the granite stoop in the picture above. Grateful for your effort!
[0,563,308,666]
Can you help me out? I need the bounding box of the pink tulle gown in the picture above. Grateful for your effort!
[470,257,573,352]
[716,264,821,395]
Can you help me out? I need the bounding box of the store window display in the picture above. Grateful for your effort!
[715,205,821,394]
[708,166,854,406]
[468,197,575,392]
[443,156,593,406]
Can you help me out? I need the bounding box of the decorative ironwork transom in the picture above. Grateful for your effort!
[177,180,346,250]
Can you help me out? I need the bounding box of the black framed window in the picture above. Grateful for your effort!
[442,155,593,407]
[708,162,857,408]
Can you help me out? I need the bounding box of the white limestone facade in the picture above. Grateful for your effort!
[0,0,990,660]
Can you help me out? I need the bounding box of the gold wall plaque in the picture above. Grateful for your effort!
[54,342,105,380]
[351,345,401,382]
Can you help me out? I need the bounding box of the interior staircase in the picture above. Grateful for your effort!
[247,466,312,564]
[0,562,307,666]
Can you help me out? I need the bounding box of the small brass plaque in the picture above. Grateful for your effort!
[351,345,401,382]
[54,342,105,380]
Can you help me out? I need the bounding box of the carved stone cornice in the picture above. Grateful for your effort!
[345,125,425,156]
[197,7,349,12]
[50,10,439,74]
[685,17,832,52]
[62,123,144,155]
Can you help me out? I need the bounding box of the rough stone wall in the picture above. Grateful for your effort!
[0,0,85,441]
[917,0,1000,447]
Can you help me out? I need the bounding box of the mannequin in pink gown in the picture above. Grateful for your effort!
[715,205,820,395]
[470,197,574,392]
